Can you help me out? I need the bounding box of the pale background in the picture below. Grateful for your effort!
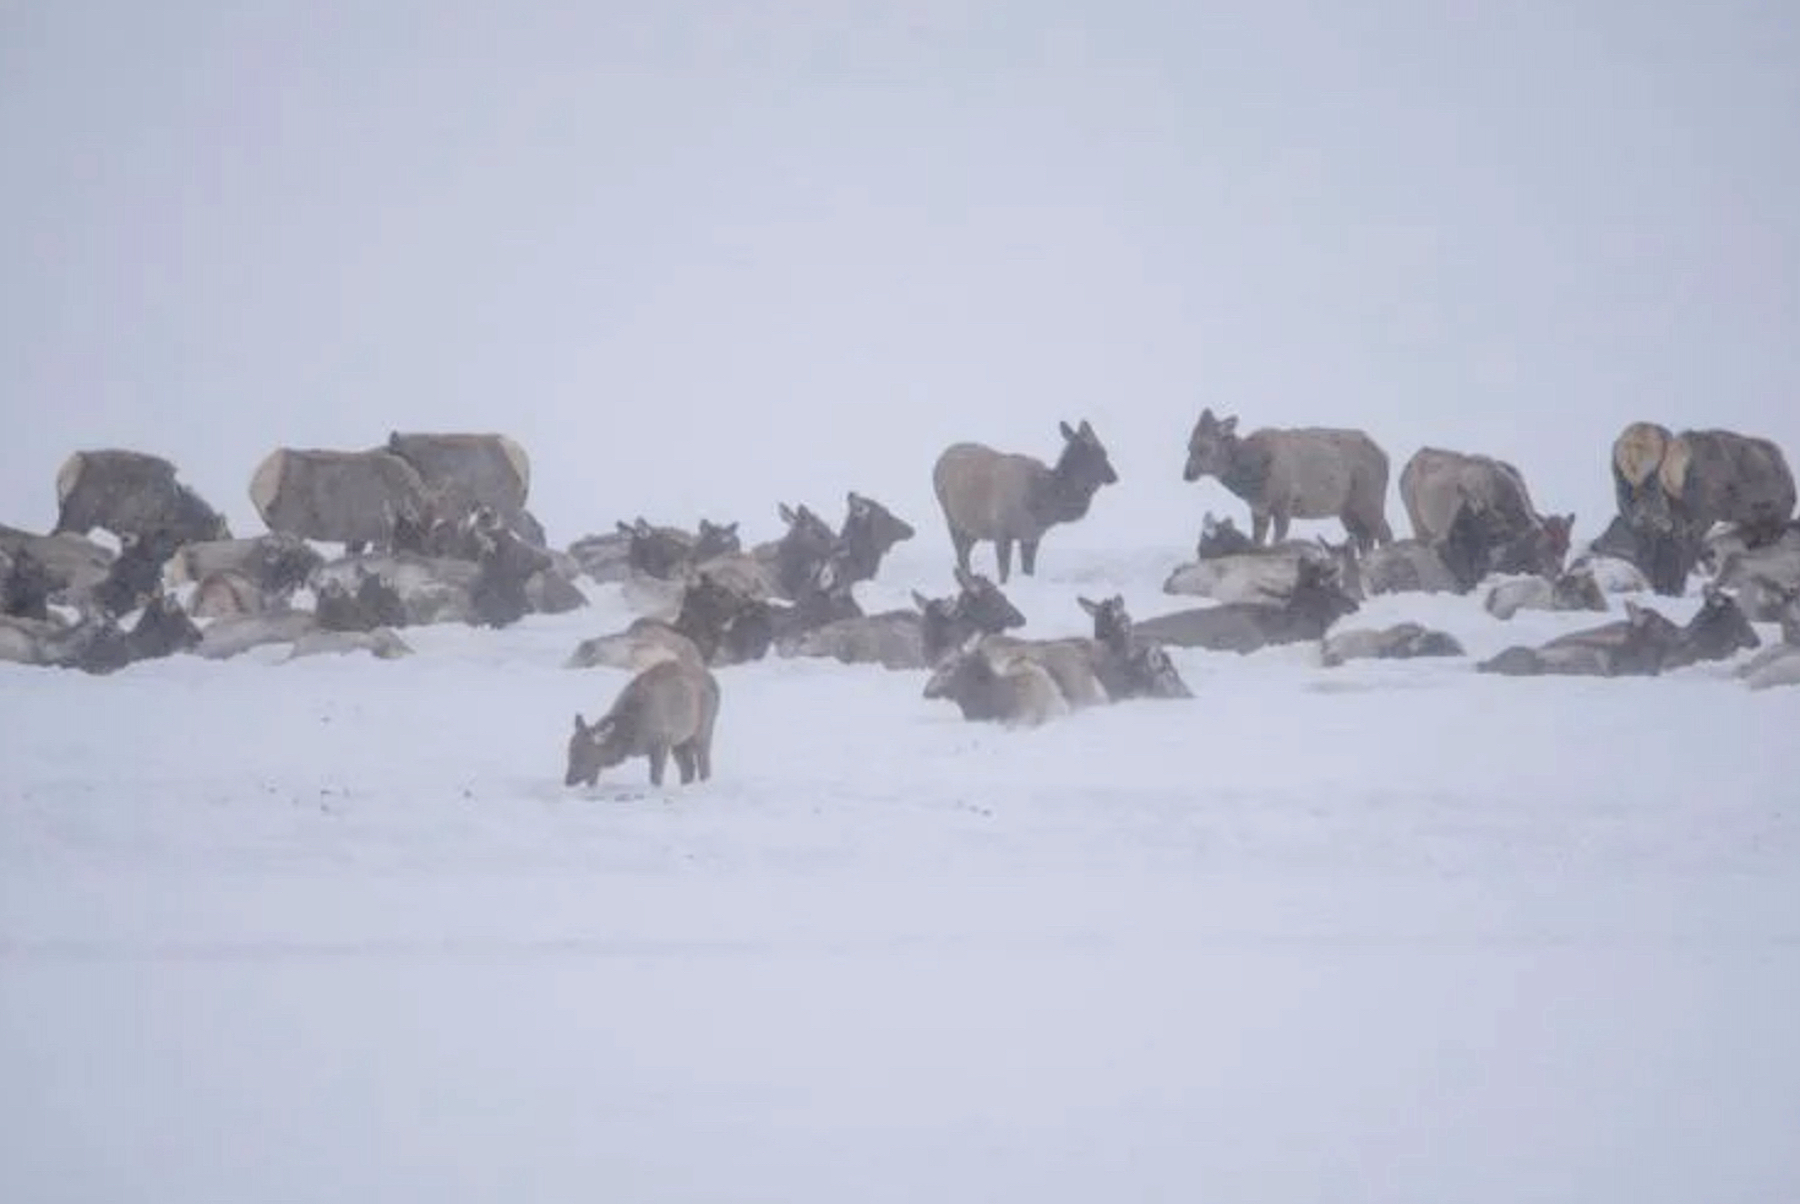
[4,0,1796,552]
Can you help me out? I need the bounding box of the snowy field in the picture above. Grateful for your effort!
[3,542,1798,1203]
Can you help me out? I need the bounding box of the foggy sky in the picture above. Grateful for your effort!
[4,0,1797,558]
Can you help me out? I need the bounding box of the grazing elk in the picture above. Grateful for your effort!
[1182,408,1393,551]
[1076,595,1193,699]
[1319,623,1465,668]
[775,567,1027,671]
[922,640,1069,728]
[1399,446,1572,579]
[933,420,1119,582]
[1134,558,1361,654]
[1611,422,1796,595]
[565,659,722,788]
[53,449,230,545]
[250,447,437,553]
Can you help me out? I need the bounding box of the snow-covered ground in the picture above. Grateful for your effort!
[4,544,1798,1203]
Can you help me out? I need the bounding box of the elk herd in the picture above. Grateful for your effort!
[2,412,1797,788]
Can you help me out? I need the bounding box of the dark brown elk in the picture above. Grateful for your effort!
[566,659,722,788]
[932,420,1118,582]
[54,449,230,545]
[1183,408,1393,551]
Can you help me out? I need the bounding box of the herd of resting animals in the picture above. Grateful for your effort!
[2,414,1799,788]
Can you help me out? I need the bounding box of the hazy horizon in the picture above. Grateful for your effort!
[4,0,1797,557]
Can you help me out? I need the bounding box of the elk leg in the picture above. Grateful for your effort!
[672,743,697,785]
[1271,512,1292,542]
[1250,512,1271,544]
[1020,538,1040,576]
[949,528,976,574]
[995,538,1014,583]
[694,736,713,781]
[648,745,668,787]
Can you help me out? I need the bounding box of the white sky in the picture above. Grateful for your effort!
[3,0,1796,552]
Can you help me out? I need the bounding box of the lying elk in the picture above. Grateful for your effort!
[922,639,1069,728]
[1134,558,1361,655]
[1320,623,1465,668]
[566,658,722,788]
[1737,583,1800,690]
[0,593,200,675]
[834,491,915,585]
[1478,588,1758,678]
[1163,536,1362,605]
[775,566,1027,671]
[933,419,1119,582]
[1076,595,1192,699]
[569,518,740,585]
[1183,408,1393,551]
[1483,566,1608,621]
[1195,512,1256,559]
[568,570,776,672]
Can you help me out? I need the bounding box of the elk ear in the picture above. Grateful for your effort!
[572,713,587,734]
[723,522,738,536]
[910,589,932,611]
[1059,420,1077,441]
[633,518,653,536]
[615,521,634,536]
[1078,419,1095,438]
[1077,596,1100,616]
[778,502,798,525]
[1198,407,1215,426]
[1219,416,1239,436]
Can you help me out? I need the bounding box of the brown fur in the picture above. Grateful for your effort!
[249,448,434,551]
[565,659,722,788]
[933,420,1118,582]
[1183,409,1393,551]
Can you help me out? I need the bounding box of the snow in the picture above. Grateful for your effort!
[4,543,1799,1203]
